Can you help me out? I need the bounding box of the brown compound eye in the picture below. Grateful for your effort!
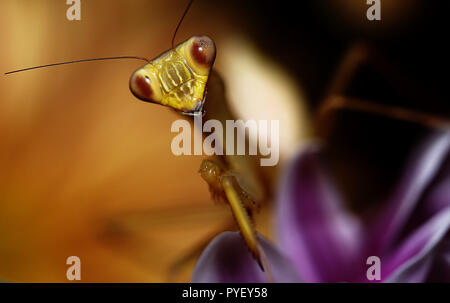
[191,36,216,66]
[185,35,216,75]
[129,67,162,103]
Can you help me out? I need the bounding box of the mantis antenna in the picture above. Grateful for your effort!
[4,0,196,75]
[4,56,150,75]
[172,0,195,48]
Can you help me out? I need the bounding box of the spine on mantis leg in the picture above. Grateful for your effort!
[221,175,273,282]
[221,176,261,267]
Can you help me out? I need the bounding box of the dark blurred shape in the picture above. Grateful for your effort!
[205,0,449,212]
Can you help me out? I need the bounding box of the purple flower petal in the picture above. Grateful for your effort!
[379,131,450,282]
[276,144,364,282]
[421,154,450,218]
[191,231,302,283]
[384,208,450,282]
[371,131,450,252]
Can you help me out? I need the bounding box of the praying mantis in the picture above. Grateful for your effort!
[4,0,450,284]
[5,0,269,277]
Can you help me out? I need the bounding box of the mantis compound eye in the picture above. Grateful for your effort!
[184,35,216,76]
[129,67,163,104]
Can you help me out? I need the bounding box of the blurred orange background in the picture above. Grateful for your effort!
[0,0,309,282]
[1,0,445,283]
